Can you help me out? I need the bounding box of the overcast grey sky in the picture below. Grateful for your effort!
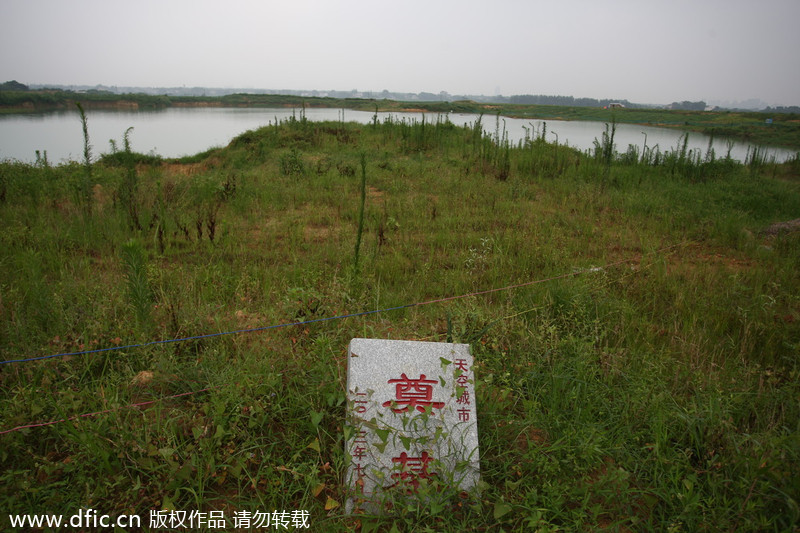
[2,0,799,106]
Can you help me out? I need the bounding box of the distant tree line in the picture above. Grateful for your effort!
[764,106,800,114]
[0,83,171,110]
[504,94,640,108]
[0,80,29,91]
[3,80,799,114]
[669,100,708,111]
[666,100,800,114]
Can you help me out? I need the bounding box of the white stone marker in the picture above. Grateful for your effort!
[345,338,480,513]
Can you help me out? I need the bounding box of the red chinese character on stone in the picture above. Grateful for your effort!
[353,392,368,413]
[352,446,367,460]
[456,389,470,405]
[388,451,438,491]
[454,359,469,372]
[457,408,471,422]
[383,373,445,414]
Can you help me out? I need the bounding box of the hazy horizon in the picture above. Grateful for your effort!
[3,0,799,107]
[18,82,786,110]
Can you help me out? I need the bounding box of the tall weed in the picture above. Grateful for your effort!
[75,103,94,216]
[120,238,153,334]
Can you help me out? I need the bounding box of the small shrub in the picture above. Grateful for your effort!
[279,148,305,176]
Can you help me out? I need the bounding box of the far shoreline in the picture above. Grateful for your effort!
[1,90,799,151]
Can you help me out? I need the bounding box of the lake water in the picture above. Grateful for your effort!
[0,107,795,164]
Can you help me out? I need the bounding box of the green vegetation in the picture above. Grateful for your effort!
[0,89,172,112]
[1,114,799,531]
[2,88,799,150]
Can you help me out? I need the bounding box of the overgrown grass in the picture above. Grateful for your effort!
[1,115,799,531]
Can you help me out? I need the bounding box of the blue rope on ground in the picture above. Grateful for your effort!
[0,303,418,365]
[2,244,682,366]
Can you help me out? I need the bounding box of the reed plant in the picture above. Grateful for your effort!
[352,152,367,274]
[75,103,94,216]
[114,127,142,230]
[593,117,617,189]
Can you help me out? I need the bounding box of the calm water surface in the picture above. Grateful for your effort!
[0,107,795,164]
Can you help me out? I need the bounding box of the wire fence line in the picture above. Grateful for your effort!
[3,249,667,366]
[0,387,219,436]
[0,242,687,435]
[1,305,416,365]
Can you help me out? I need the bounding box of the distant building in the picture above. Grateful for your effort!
[608,102,625,108]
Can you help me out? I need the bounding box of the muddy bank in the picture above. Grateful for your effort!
[171,101,223,108]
